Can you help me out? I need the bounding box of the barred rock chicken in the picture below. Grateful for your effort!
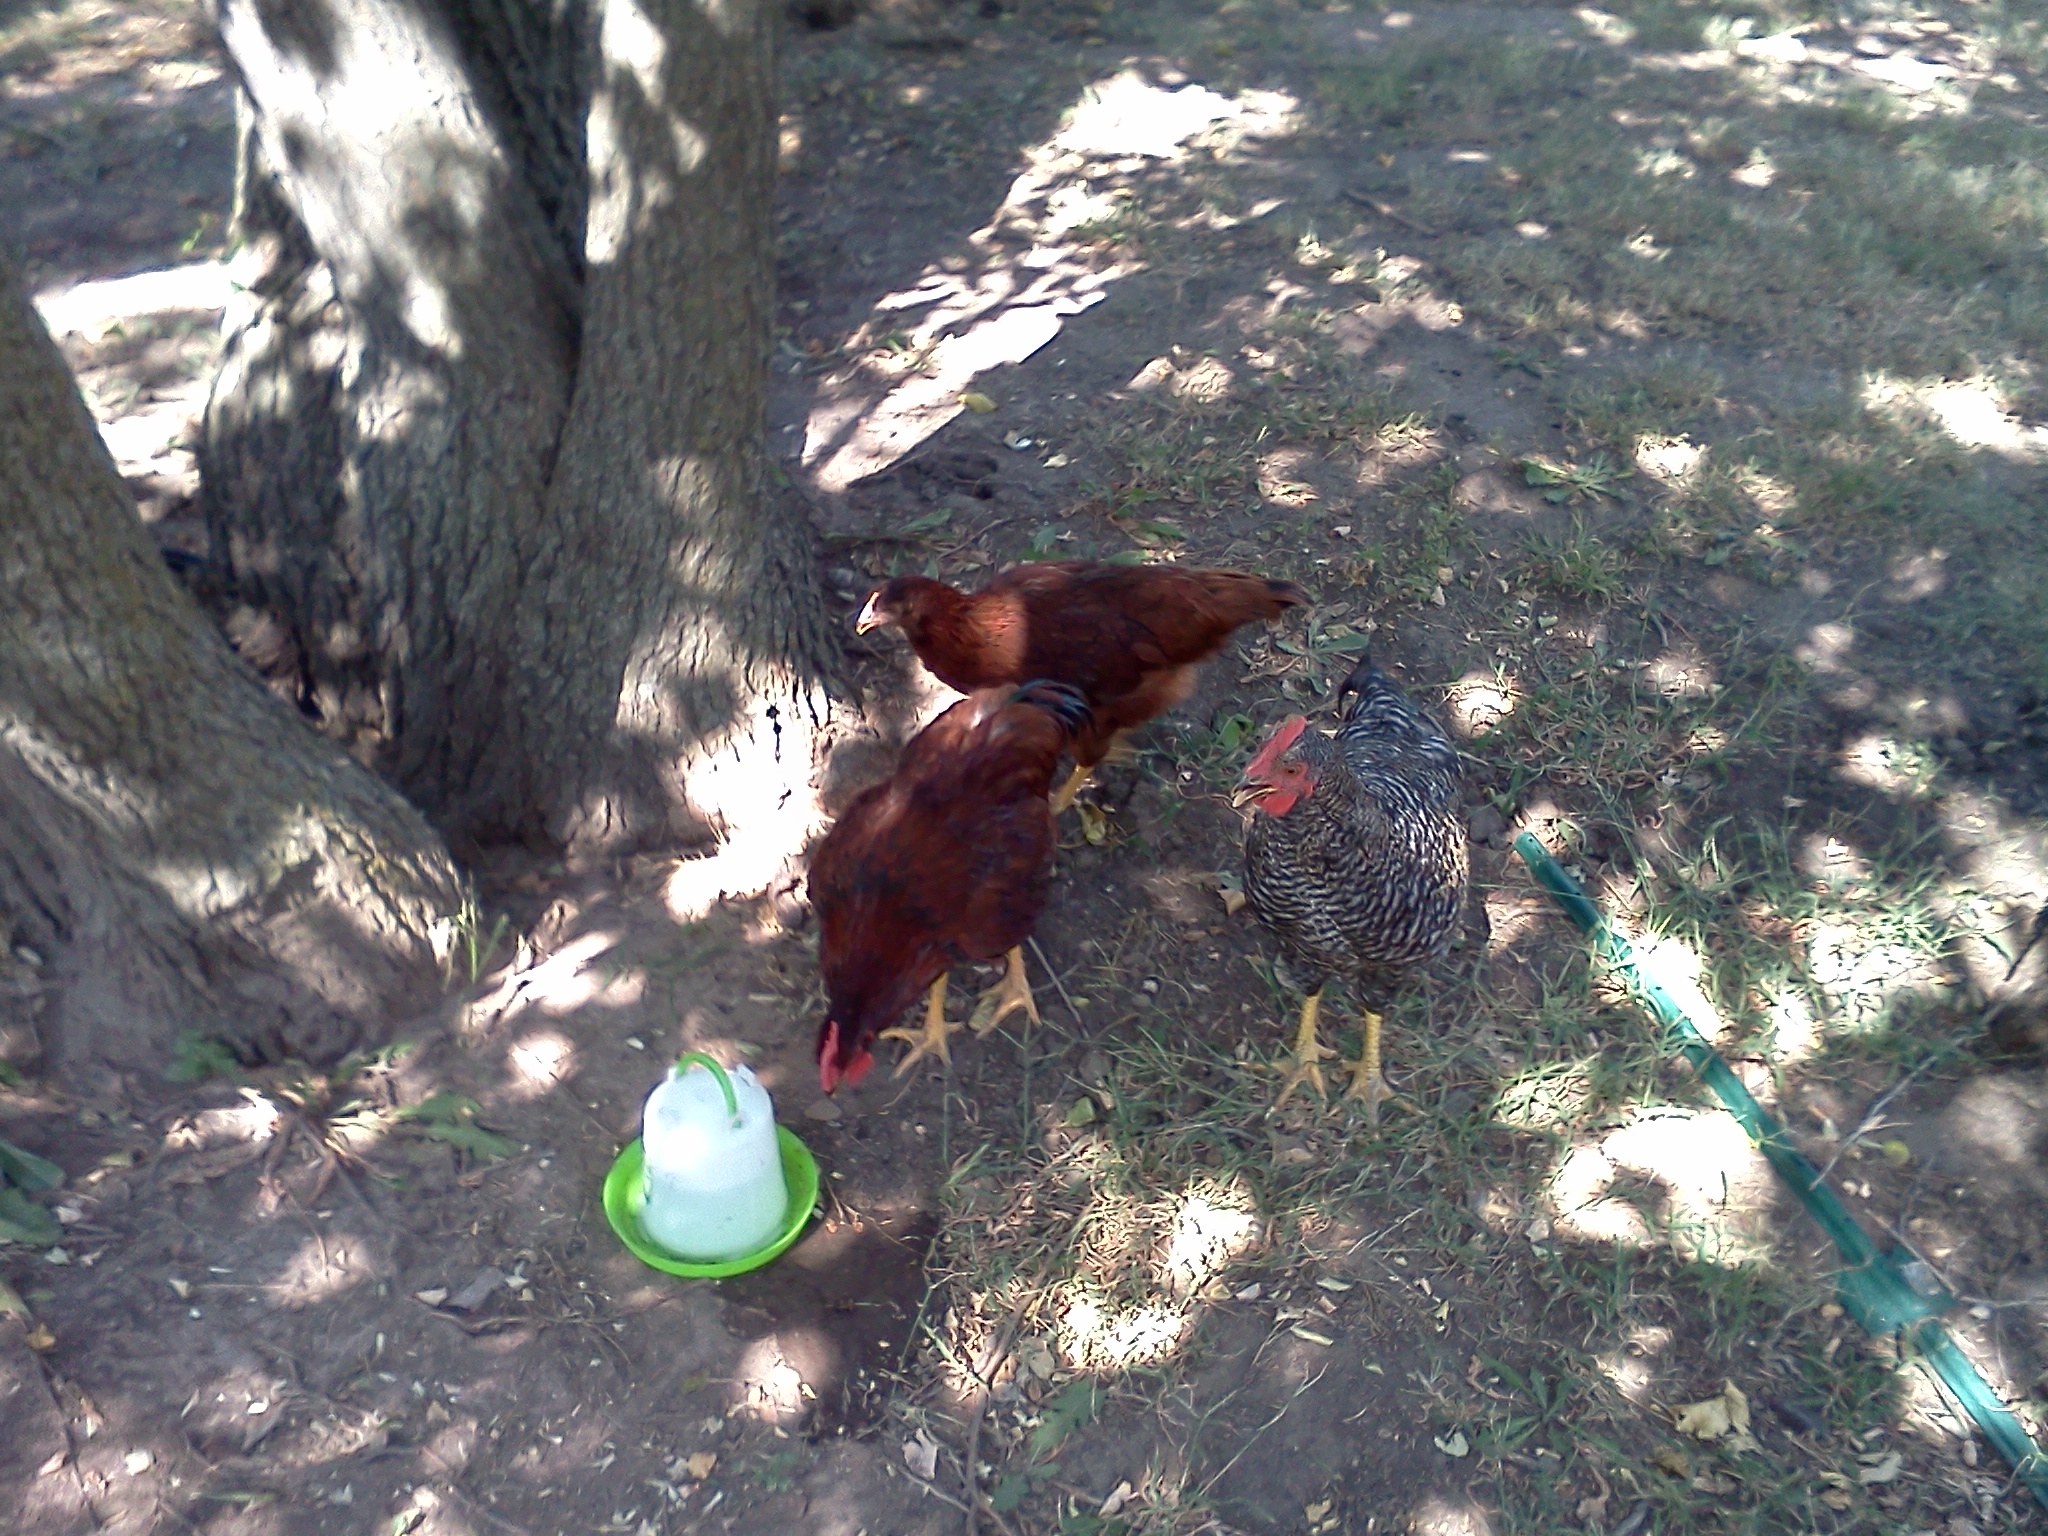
[811,681,1091,1093]
[1235,657,1467,1120]
[856,561,1307,812]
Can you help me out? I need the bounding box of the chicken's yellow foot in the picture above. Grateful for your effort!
[1342,1009,1405,1124]
[968,947,1039,1036]
[881,976,959,1075]
[1048,762,1094,815]
[1271,989,1332,1108]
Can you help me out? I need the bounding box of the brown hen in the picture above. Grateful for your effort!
[811,681,1090,1093]
[856,560,1307,810]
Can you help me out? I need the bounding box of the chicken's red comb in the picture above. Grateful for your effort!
[1244,715,1309,779]
[818,1020,874,1095]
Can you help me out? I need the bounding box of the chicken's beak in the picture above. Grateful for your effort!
[1230,781,1274,810]
[853,593,886,634]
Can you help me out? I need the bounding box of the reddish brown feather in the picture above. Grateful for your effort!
[871,562,1306,767]
[809,684,1082,1090]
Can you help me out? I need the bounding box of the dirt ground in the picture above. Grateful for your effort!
[6,0,2048,1534]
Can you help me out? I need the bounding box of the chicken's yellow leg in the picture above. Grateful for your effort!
[967,947,1040,1036]
[1048,763,1094,815]
[1271,988,1333,1108]
[1343,1009,1403,1123]
[881,975,959,1075]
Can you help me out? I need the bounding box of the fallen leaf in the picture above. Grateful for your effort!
[37,1451,66,1477]
[1290,1326,1335,1347]
[958,391,996,414]
[1820,1487,1853,1510]
[1099,1480,1134,1517]
[1015,1337,1056,1380]
[1673,1381,1750,1442]
[684,1451,717,1480]
[122,1450,152,1475]
[1044,452,1071,468]
[1315,1277,1354,1292]
[1305,1500,1333,1522]
[1857,1451,1902,1485]
[903,1433,939,1481]
[167,1278,191,1300]
[1077,802,1108,846]
[1691,1473,1736,1494]
[1880,1139,1911,1168]
[1653,1445,1692,1478]
[1220,888,1248,917]
[413,1287,450,1307]
[25,1324,56,1351]
[447,1267,505,1312]
[1433,1429,1470,1458]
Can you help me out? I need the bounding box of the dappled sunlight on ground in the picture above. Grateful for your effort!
[801,67,1297,491]
[1863,372,2048,461]
[505,1029,578,1100]
[1544,1105,1777,1264]
[1044,1174,1260,1371]
[1443,667,1516,738]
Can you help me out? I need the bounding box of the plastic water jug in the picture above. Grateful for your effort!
[637,1053,788,1263]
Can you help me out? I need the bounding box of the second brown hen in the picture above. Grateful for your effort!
[811,681,1090,1093]
[857,560,1307,810]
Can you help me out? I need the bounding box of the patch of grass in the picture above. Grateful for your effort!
[1518,517,1634,601]
[446,889,510,986]
[1563,365,1722,450]
[1518,452,1634,506]
[1476,643,1803,812]
[1316,38,1562,132]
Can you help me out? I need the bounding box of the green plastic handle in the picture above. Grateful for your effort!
[1514,832,2048,1511]
[674,1052,740,1126]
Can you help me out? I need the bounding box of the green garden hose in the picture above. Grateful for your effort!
[1514,831,2048,1511]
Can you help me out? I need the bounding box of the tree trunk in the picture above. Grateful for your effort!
[0,257,464,1081]
[202,0,845,863]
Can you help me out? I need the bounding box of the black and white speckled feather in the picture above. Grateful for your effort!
[1242,657,1467,1006]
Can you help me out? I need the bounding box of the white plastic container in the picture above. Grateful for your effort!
[637,1054,788,1263]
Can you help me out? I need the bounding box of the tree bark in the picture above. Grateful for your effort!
[202,0,845,861]
[0,257,464,1080]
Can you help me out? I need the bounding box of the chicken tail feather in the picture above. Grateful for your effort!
[1336,652,1390,704]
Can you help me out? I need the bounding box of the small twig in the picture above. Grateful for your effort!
[896,1464,973,1513]
[963,1301,1028,1536]
[439,1484,535,1536]
[1198,1364,1328,1498]
[1340,187,1440,238]
[1027,936,1082,1023]
[974,1493,1024,1536]
[1811,1040,1968,1188]
[154,1496,203,1533]
[24,1347,97,1523]
[2003,903,2046,982]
